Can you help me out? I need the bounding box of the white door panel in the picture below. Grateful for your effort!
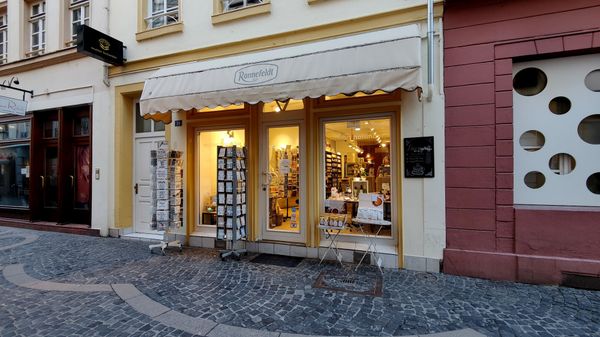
[134,136,165,233]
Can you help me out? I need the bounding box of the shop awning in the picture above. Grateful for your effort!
[140,24,422,122]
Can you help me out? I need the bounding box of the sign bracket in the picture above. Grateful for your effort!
[0,83,33,101]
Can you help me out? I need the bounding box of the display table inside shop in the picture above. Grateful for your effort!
[325,199,391,221]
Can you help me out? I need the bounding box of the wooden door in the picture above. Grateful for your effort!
[30,106,91,225]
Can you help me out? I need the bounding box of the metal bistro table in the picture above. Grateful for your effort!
[318,224,347,266]
[351,218,391,273]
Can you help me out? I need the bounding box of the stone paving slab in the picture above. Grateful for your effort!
[112,283,144,300]
[3,264,112,292]
[207,323,281,337]
[0,234,39,251]
[125,291,172,318]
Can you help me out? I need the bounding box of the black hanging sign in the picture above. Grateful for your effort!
[76,25,125,66]
[404,136,434,178]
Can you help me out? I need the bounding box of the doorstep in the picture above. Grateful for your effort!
[121,232,164,242]
[0,217,99,236]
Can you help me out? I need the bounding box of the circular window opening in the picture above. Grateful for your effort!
[524,171,545,189]
[519,130,545,151]
[587,173,600,195]
[513,68,547,96]
[549,153,576,175]
[548,96,571,115]
[584,70,600,92]
[578,114,600,145]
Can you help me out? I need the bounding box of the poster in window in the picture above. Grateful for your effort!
[404,136,434,178]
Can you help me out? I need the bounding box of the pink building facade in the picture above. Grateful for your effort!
[443,0,600,284]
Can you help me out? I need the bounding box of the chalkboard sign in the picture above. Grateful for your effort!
[404,136,434,178]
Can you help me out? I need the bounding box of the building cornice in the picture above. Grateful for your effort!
[0,47,86,77]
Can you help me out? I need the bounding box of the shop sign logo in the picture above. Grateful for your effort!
[234,64,278,85]
[98,38,110,51]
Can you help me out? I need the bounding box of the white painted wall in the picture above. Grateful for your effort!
[401,20,445,266]
[111,0,438,62]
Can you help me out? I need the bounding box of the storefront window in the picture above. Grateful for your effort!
[0,121,30,140]
[196,129,245,234]
[73,116,90,136]
[135,102,165,133]
[0,145,30,207]
[43,120,59,139]
[323,118,392,237]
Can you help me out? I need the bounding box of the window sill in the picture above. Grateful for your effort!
[136,22,183,42]
[212,2,271,25]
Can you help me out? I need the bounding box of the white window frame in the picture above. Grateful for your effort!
[69,0,90,43]
[222,0,263,12]
[28,1,46,56]
[146,0,179,29]
[0,14,7,64]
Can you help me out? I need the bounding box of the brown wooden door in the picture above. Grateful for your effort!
[30,106,91,225]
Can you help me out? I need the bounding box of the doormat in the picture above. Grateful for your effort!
[250,254,303,267]
[313,269,383,297]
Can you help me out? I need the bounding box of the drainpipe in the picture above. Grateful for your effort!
[103,0,111,87]
[426,0,434,102]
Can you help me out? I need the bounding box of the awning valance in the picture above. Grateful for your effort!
[140,24,422,121]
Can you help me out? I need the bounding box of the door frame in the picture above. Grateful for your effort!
[132,100,165,234]
[193,125,247,237]
[259,119,307,244]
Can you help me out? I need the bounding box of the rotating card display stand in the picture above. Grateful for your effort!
[149,141,184,255]
[216,145,248,261]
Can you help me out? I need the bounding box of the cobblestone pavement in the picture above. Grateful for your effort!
[1,226,600,337]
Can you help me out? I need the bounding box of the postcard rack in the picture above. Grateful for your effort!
[216,145,248,261]
[149,141,184,255]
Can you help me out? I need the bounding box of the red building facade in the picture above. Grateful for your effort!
[443,0,600,284]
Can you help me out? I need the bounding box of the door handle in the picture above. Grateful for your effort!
[69,175,74,190]
[40,176,45,189]
[134,183,139,194]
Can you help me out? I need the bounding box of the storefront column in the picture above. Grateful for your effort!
[169,110,186,151]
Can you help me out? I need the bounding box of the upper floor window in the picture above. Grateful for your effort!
[69,0,89,43]
[146,0,179,29]
[28,1,46,57]
[0,14,7,64]
[222,0,263,12]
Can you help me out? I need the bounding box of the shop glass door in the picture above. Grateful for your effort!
[261,124,305,243]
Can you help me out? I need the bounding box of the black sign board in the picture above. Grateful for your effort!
[404,136,434,178]
[76,25,124,66]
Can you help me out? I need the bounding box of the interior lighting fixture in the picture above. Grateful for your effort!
[223,130,235,145]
